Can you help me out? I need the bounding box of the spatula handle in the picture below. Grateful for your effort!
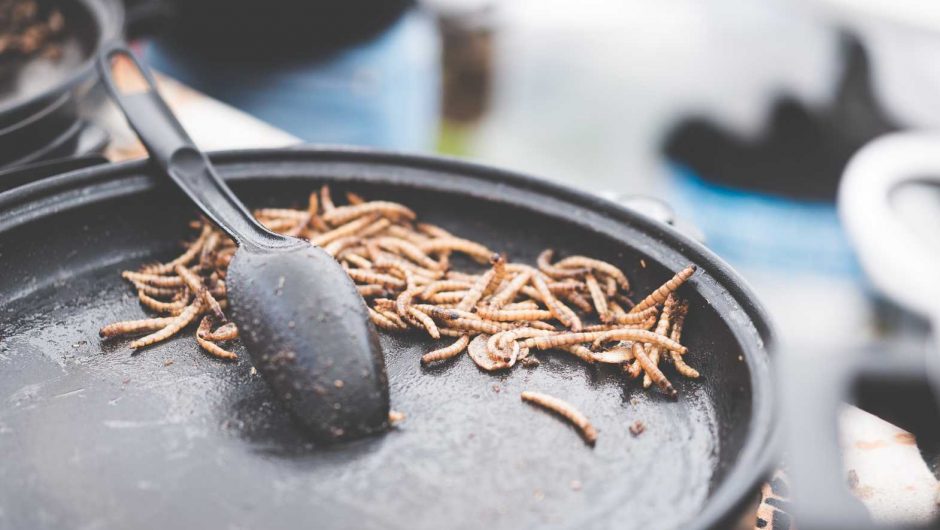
[97,42,296,251]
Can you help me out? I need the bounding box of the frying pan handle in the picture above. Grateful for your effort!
[781,343,937,530]
[95,42,296,251]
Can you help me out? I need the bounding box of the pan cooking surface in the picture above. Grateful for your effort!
[0,152,769,530]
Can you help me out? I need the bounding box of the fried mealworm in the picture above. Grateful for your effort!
[416,222,453,239]
[310,214,379,246]
[122,271,185,288]
[130,300,203,350]
[475,307,553,322]
[343,253,372,269]
[531,274,582,331]
[420,279,474,299]
[174,264,225,322]
[444,317,510,335]
[386,224,429,244]
[307,191,329,232]
[467,334,510,371]
[613,305,657,325]
[643,294,677,388]
[585,274,612,323]
[204,321,238,342]
[554,256,630,290]
[357,284,388,297]
[358,217,393,238]
[369,307,405,331]
[488,270,532,309]
[426,291,469,304]
[320,184,335,213]
[419,237,494,264]
[560,344,596,364]
[523,328,685,353]
[559,290,593,314]
[99,317,176,338]
[629,265,696,314]
[520,391,597,445]
[421,334,470,364]
[196,317,238,360]
[346,192,366,205]
[592,346,634,364]
[374,237,440,270]
[631,342,676,398]
[407,307,440,339]
[322,201,416,226]
[346,269,406,290]
[138,289,190,315]
[669,302,699,378]
[131,281,179,298]
[537,249,588,279]
[456,255,502,311]
[503,300,540,311]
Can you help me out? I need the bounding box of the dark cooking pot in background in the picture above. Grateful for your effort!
[0,147,775,529]
[0,0,123,168]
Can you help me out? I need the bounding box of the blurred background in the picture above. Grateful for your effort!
[115,0,938,351]
[3,0,940,525]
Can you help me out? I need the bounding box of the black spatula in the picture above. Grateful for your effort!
[97,43,389,441]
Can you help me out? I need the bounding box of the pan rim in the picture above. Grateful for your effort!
[0,145,777,529]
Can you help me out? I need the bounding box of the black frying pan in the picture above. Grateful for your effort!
[0,148,775,529]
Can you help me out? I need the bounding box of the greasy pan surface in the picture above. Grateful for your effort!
[0,148,773,530]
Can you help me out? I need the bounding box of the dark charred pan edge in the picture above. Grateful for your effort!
[0,147,776,529]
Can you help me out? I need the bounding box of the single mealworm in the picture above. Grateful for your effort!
[629,265,696,314]
[175,264,225,322]
[123,271,185,288]
[419,237,494,264]
[554,256,630,290]
[669,302,699,378]
[632,342,676,398]
[420,279,473,299]
[558,290,593,314]
[488,270,531,309]
[503,300,540,311]
[524,328,685,353]
[537,249,588,279]
[322,201,416,225]
[357,284,388,297]
[346,269,406,290]
[408,307,441,339]
[520,391,597,445]
[139,224,212,275]
[475,307,553,322]
[421,335,470,364]
[320,184,335,213]
[585,274,612,323]
[131,281,180,298]
[531,274,582,331]
[358,217,393,238]
[100,316,176,338]
[310,214,379,246]
[130,300,203,350]
[346,191,366,205]
[385,224,429,245]
[343,253,372,269]
[374,237,440,270]
[445,317,508,335]
[426,291,469,304]
[196,321,238,360]
[307,191,329,232]
[604,275,617,298]
[204,321,238,342]
[592,346,634,364]
[416,222,454,239]
[456,257,501,311]
[323,236,361,256]
[643,295,677,388]
[560,344,596,364]
[613,305,657,325]
[370,307,405,331]
[138,289,190,315]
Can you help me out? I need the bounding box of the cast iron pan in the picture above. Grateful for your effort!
[0,148,775,529]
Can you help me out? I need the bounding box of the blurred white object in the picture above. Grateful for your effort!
[811,0,940,128]
[471,0,840,192]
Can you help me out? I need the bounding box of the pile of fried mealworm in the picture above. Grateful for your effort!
[0,0,65,60]
[100,185,701,398]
